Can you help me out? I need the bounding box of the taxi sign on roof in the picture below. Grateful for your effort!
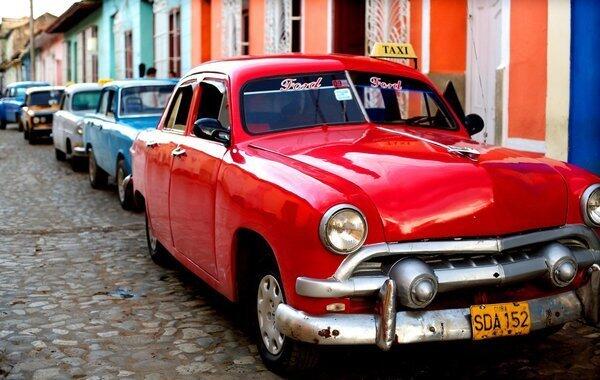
[370,42,417,59]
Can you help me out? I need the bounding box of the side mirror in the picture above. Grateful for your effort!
[464,114,484,136]
[193,118,230,146]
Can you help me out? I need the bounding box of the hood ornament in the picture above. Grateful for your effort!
[447,146,480,161]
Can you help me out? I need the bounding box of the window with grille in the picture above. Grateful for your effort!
[169,8,181,77]
[265,0,302,53]
[124,30,133,79]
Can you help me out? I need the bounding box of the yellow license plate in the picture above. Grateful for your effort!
[470,301,531,340]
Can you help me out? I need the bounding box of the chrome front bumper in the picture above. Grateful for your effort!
[275,290,587,348]
[278,225,600,349]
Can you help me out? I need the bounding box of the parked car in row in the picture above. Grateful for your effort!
[21,86,65,144]
[84,79,175,209]
[0,81,49,129]
[131,53,600,373]
[52,83,102,170]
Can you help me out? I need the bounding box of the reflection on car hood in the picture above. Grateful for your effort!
[249,124,568,241]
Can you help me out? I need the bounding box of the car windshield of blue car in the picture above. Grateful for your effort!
[120,85,175,116]
[349,72,456,130]
[72,90,102,111]
[242,73,365,134]
[11,87,27,98]
[28,90,64,106]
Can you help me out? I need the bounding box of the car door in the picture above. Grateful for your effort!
[168,76,230,278]
[144,83,192,249]
[96,89,119,174]
[86,89,112,172]
[53,93,67,152]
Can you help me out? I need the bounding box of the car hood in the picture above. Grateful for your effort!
[118,116,161,130]
[27,105,59,114]
[248,124,568,242]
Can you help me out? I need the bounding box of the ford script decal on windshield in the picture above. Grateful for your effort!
[280,77,323,91]
[370,77,403,90]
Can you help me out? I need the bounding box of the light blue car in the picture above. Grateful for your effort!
[83,79,175,210]
[0,81,50,129]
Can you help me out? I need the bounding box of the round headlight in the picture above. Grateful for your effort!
[40,117,46,123]
[33,117,40,124]
[319,205,367,254]
[76,126,83,135]
[582,184,600,226]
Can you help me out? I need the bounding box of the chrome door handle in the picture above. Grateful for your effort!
[146,141,158,148]
[171,147,186,157]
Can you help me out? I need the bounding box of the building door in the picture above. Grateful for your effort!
[466,0,502,144]
[333,0,365,54]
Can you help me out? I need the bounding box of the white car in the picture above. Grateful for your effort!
[52,83,101,170]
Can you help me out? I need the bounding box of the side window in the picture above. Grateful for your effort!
[97,90,110,114]
[59,94,68,110]
[164,85,193,132]
[197,79,230,131]
[107,90,118,118]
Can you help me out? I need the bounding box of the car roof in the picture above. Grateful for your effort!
[25,86,66,94]
[7,81,50,88]
[64,83,101,93]
[184,54,428,83]
[102,79,177,89]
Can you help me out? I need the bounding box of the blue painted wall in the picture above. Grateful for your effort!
[569,0,600,174]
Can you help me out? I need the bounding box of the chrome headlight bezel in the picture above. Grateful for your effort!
[319,204,368,255]
[581,184,600,227]
[33,116,40,124]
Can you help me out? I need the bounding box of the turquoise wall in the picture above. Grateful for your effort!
[101,0,155,79]
[62,7,103,82]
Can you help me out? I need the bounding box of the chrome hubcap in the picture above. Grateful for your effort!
[147,219,158,251]
[257,275,285,355]
[117,166,125,202]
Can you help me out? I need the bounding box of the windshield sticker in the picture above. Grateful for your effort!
[280,77,323,91]
[334,88,353,101]
[332,79,349,88]
[370,77,403,90]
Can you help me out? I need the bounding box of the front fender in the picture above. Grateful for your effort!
[215,145,386,314]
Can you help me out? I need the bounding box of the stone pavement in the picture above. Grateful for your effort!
[0,126,599,379]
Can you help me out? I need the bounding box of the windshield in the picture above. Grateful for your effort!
[28,90,64,106]
[120,85,175,116]
[72,90,101,111]
[350,72,456,130]
[242,73,365,134]
[10,87,27,98]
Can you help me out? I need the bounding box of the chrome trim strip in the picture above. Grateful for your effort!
[333,224,600,281]
[297,247,600,298]
[275,291,582,346]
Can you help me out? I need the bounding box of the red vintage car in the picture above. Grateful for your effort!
[130,53,600,373]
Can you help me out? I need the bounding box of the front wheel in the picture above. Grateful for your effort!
[252,268,319,374]
[117,158,135,210]
[17,120,23,132]
[55,148,66,161]
[88,148,108,189]
[23,125,29,140]
[145,212,173,267]
[0,119,6,130]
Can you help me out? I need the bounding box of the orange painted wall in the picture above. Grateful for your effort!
[249,0,265,55]
[304,0,329,53]
[211,0,222,60]
[429,0,467,73]
[192,0,202,65]
[508,0,548,140]
[410,0,422,60]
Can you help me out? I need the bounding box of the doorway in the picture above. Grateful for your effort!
[333,0,365,55]
[466,0,502,144]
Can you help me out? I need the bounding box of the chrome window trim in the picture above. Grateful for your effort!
[319,204,368,255]
[581,184,600,227]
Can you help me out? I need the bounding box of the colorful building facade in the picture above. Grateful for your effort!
[192,0,598,173]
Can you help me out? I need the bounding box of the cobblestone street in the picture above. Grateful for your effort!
[0,126,599,379]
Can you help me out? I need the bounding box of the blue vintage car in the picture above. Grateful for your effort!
[0,81,50,129]
[84,79,175,210]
